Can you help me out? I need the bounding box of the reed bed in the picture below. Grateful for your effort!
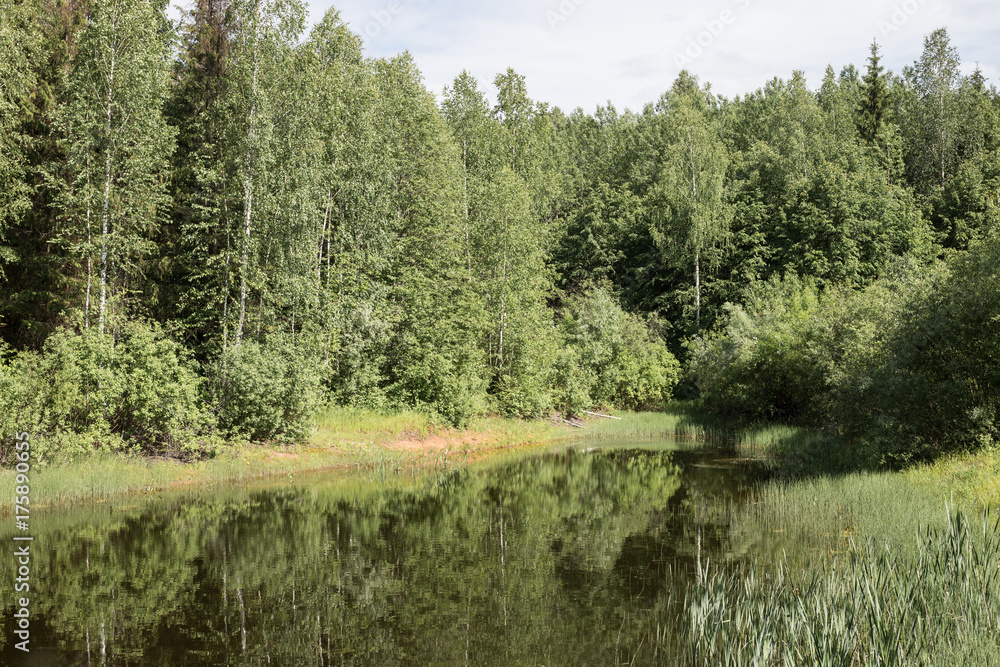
[661,508,1000,666]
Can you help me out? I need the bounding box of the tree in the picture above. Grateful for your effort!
[858,41,890,145]
[493,68,534,177]
[55,0,176,334]
[905,27,961,192]
[442,70,504,284]
[650,78,732,329]
[818,65,860,148]
[162,0,233,349]
[226,0,306,346]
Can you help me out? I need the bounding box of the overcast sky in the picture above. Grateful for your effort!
[191,0,1000,113]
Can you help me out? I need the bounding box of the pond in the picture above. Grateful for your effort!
[1,440,769,665]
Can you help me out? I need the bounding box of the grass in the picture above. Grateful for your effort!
[659,508,1000,666]
[650,420,1000,665]
[904,448,1000,509]
[311,406,436,445]
[0,406,574,513]
[580,403,730,441]
[727,470,964,569]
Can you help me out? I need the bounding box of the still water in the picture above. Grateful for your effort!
[1,441,766,665]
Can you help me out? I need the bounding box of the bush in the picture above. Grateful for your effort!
[0,322,215,464]
[387,339,488,428]
[687,275,835,423]
[689,243,1000,464]
[208,335,325,442]
[837,238,1000,462]
[557,286,681,413]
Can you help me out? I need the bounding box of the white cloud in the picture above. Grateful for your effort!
[297,0,999,110]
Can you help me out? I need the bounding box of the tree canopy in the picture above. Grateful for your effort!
[0,12,996,465]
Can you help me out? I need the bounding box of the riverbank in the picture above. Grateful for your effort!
[0,405,727,512]
[3,405,997,514]
[0,407,564,511]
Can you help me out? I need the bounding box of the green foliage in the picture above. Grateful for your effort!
[858,41,890,145]
[838,236,1000,462]
[688,275,835,423]
[557,286,680,413]
[0,322,213,463]
[51,0,176,333]
[208,335,325,442]
[0,0,41,270]
[775,152,933,287]
[691,235,999,464]
[2,12,999,463]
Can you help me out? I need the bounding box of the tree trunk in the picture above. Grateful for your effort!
[695,246,701,328]
[85,156,92,331]
[236,46,260,346]
[236,171,251,345]
[99,137,111,335]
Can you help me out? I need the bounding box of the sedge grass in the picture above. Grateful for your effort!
[662,508,1000,666]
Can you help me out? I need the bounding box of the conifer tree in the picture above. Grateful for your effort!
[858,41,890,145]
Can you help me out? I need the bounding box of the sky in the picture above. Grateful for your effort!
[180,0,1000,113]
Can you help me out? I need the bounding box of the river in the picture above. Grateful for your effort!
[1,440,768,665]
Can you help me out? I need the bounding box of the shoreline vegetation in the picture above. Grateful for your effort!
[0,408,568,512]
[0,405,734,512]
[3,406,997,517]
[0,406,701,512]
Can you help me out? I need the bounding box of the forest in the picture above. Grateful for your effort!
[0,0,997,467]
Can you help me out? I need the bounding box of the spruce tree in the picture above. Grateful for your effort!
[858,41,890,145]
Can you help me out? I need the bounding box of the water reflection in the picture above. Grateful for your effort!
[1,443,765,665]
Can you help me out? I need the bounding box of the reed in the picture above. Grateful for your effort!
[665,508,1000,666]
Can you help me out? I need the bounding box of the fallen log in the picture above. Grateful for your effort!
[582,411,623,420]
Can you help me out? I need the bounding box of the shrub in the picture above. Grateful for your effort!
[208,335,325,442]
[387,339,488,428]
[0,323,214,464]
[558,286,681,413]
[687,275,835,423]
[837,238,1000,462]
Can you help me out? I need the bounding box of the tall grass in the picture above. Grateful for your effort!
[663,509,1000,666]
[312,406,435,444]
[728,470,961,569]
[582,404,731,442]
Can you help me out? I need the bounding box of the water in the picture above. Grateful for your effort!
[1,441,767,665]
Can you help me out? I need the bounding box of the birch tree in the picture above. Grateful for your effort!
[59,0,175,333]
[651,84,731,329]
[905,27,961,193]
[225,0,304,345]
